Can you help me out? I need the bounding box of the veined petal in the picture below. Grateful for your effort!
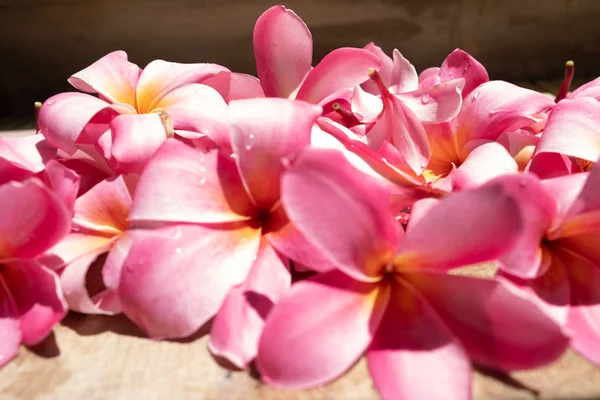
[73,175,131,236]
[253,5,312,98]
[157,83,229,147]
[367,278,471,400]
[1,260,67,346]
[388,49,419,93]
[439,49,488,98]
[405,271,570,370]
[209,239,290,368]
[256,270,390,388]
[296,48,381,105]
[536,97,600,162]
[109,113,168,174]
[129,140,255,224]
[282,147,402,281]
[136,60,229,113]
[0,179,70,260]
[68,50,142,106]
[397,176,524,272]
[229,98,321,210]
[38,93,118,154]
[118,223,260,339]
[0,274,21,367]
[394,79,464,124]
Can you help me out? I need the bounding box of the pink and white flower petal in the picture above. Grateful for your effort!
[129,140,255,224]
[282,147,402,281]
[367,278,471,400]
[256,270,390,388]
[229,98,321,210]
[68,50,142,106]
[209,239,290,368]
[253,5,312,98]
[451,142,518,191]
[361,43,395,94]
[117,222,261,339]
[439,49,488,97]
[43,160,80,215]
[394,79,465,124]
[405,272,570,370]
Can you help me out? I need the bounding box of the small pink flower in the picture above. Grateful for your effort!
[256,147,569,399]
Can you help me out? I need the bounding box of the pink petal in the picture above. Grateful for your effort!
[367,279,471,400]
[394,79,465,124]
[0,135,56,178]
[102,231,135,293]
[439,49,489,97]
[497,129,539,170]
[568,76,600,100]
[419,67,441,83]
[256,270,390,388]
[397,176,525,271]
[129,140,255,224]
[0,178,70,260]
[0,275,21,367]
[537,97,600,162]
[43,160,80,215]
[1,260,67,346]
[214,72,265,102]
[209,239,290,368]
[405,271,570,370]
[73,175,131,236]
[528,152,577,179]
[296,48,382,105]
[136,60,229,114]
[455,81,554,148]
[253,5,312,98]
[264,205,336,273]
[542,172,590,232]
[451,141,518,191]
[351,85,383,123]
[388,49,419,93]
[156,83,230,147]
[559,163,600,238]
[117,223,261,339]
[68,50,142,106]
[282,147,401,281]
[361,43,394,94]
[38,93,118,154]
[109,113,168,173]
[229,98,321,210]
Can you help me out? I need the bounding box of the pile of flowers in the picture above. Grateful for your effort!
[2,5,600,399]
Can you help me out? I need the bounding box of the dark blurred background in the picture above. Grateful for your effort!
[2,0,600,118]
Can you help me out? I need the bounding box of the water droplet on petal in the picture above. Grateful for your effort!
[245,145,252,151]
[46,99,55,106]
[518,178,528,188]
[421,94,431,105]
[200,177,207,185]
[175,248,182,254]
[472,91,480,100]
[248,133,255,140]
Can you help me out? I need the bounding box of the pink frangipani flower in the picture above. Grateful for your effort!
[498,163,600,365]
[38,51,231,173]
[256,147,569,400]
[0,178,71,367]
[113,98,332,368]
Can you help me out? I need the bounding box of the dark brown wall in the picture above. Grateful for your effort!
[1,0,600,117]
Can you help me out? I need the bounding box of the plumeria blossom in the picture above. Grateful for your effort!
[39,175,133,315]
[256,147,569,399]
[0,177,71,367]
[498,163,600,365]
[38,51,230,174]
[253,6,381,107]
[112,98,336,368]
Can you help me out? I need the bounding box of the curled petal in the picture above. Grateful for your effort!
[405,271,570,370]
[129,140,255,224]
[361,43,394,94]
[0,179,70,260]
[38,93,118,154]
[209,240,290,368]
[156,83,229,147]
[118,223,261,339]
[257,270,390,388]
[282,147,401,281]
[367,279,471,400]
[253,5,312,98]
[136,60,229,113]
[394,79,465,124]
[528,152,577,179]
[388,49,419,93]
[1,260,67,346]
[68,50,141,106]
[296,48,382,105]
[439,49,488,97]
[229,98,321,210]
[109,113,168,174]
[42,160,80,216]
[0,135,56,181]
